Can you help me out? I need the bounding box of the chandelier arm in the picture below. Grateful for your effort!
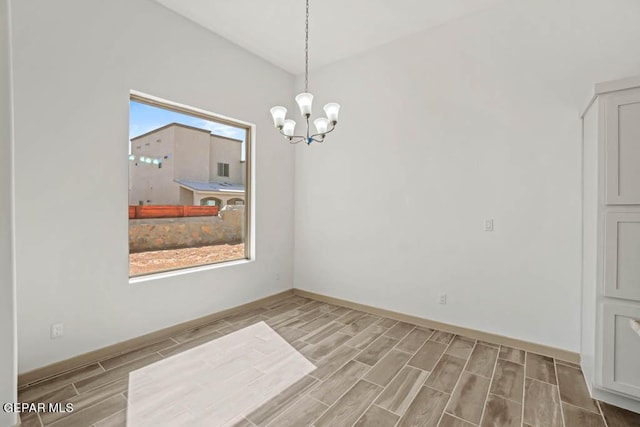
[277,128,307,144]
[309,121,338,141]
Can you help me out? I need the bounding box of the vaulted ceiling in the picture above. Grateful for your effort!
[155,0,504,74]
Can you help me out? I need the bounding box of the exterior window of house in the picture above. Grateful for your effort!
[128,93,252,277]
[217,162,230,177]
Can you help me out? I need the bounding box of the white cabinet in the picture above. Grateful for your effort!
[604,213,640,300]
[605,89,640,205]
[602,303,640,397]
[582,76,640,412]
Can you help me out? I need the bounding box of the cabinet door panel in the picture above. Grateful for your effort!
[604,212,640,301]
[605,89,640,204]
[601,303,640,398]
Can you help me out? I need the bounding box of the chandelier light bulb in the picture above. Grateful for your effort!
[270,106,287,128]
[295,93,314,117]
[323,103,340,124]
[282,119,296,137]
[313,118,329,134]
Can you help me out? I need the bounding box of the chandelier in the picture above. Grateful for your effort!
[270,0,340,145]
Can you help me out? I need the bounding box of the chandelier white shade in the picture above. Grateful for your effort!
[270,0,340,145]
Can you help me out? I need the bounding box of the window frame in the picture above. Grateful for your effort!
[217,162,230,177]
[128,91,254,282]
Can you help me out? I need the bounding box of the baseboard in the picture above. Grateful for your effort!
[17,289,294,388]
[293,288,580,364]
[19,287,580,388]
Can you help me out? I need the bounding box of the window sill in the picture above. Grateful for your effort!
[129,258,254,285]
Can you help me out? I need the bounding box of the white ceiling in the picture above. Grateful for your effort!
[155,0,504,75]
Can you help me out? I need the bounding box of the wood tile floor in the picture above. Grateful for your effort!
[17,295,640,427]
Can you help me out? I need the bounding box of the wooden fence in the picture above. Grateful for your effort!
[129,205,219,219]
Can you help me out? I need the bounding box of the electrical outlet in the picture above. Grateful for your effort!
[439,293,447,305]
[275,273,280,281]
[484,219,494,231]
[51,323,64,339]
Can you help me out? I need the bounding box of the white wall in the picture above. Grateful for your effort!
[12,0,295,372]
[0,0,17,424]
[294,0,640,352]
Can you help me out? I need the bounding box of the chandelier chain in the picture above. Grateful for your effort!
[305,0,309,93]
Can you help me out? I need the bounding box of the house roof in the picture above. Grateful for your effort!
[131,122,243,143]
[175,180,245,193]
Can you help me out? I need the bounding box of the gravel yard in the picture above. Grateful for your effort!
[130,243,245,276]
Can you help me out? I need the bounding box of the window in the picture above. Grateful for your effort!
[128,93,252,277]
[200,197,221,207]
[217,162,230,177]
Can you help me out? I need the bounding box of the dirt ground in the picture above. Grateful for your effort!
[130,243,245,276]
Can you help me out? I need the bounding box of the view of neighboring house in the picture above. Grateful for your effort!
[128,123,245,207]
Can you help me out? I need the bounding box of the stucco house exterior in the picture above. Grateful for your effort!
[128,123,245,207]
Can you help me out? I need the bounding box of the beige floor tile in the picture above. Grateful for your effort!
[375,366,429,416]
[384,322,415,340]
[19,383,77,405]
[246,375,317,426]
[92,409,126,427]
[172,320,228,343]
[498,346,525,365]
[266,395,327,427]
[218,315,270,335]
[354,405,399,427]
[465,344,498,378]
[523,378,563,427]
[330,306,351,316]
[19,364,104,402]
[555,359,581,369]
[478,341,500,348]
[439,413,475,426]
[407,341,447,372]
[99,339,175,370]
[223,308,268,324]
[299,313,341,333]
[341,315,379,336]
[377,318,399,329]
[300,321,346,345]
[309,360,370,405]
[423,354,465,394]
[599,401,640,427]
[274,327,307,343]
[74,354,162,394]
[364,350,412,387]
[335,310,367,325]
[314,380,382,427]
[129,322,316,426]
[556,363,599,413]
[525,353,557,385]
[310,345,360,380]
[159,331,223,357]
[562,403,605,427]
[41,379,127,425]
[396,328,433,354]
[296,300,323,312]
[480,394,521,427]
[345,324,387,350]
[430,331,455,345]
[18,412,42,427]
[490,359,524,403]
[48,394,127,427]
[445,372,491,424]
[397,386,449,427]
[445,336,476,360]
[355,335,399,366]
[302,332,352,361]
